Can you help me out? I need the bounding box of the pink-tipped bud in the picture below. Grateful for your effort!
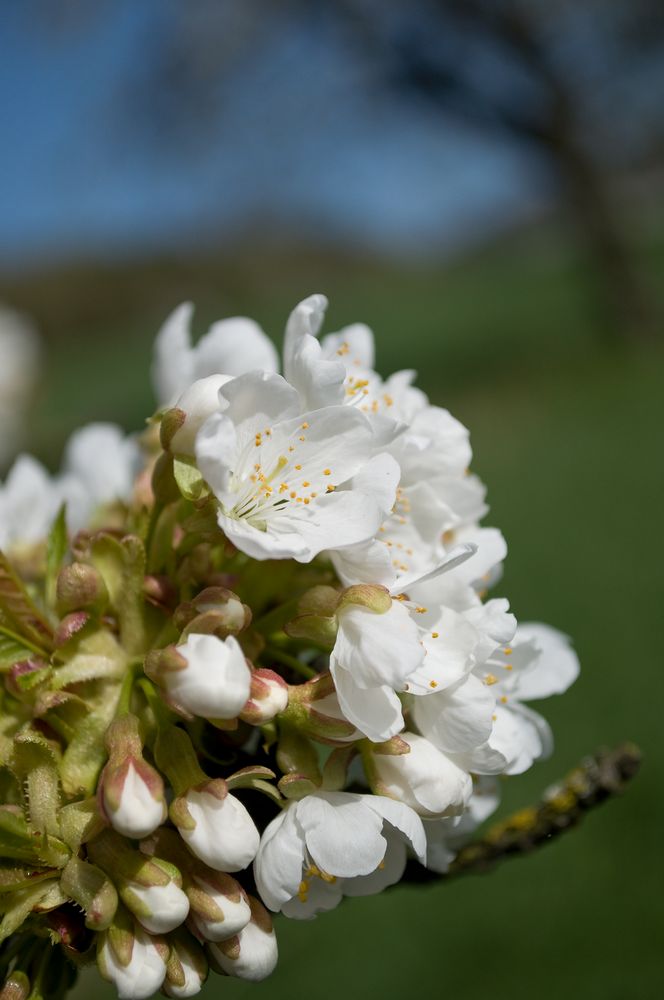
[99,715,166,839]
[240,669,288,725]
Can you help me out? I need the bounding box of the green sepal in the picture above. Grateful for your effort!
[172,456,209,503]
[58,799,105,853]
[60,857,118,930]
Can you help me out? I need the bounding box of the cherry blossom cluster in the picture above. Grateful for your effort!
[0,295,578,1000]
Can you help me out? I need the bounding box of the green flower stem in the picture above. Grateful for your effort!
[154,726,208,796]
[263,645,316,680]
[115,661,142,718]
[136,677,174,733]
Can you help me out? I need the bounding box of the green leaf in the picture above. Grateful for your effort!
[0,552,53,652]
[45,505,68,609]
[0,879,58,943]
[90,534,147,654]
[0,629,38,673]
[0,807,40,864]
[10,733,68,867]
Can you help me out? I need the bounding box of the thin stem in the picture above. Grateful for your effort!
[263,645,316,680]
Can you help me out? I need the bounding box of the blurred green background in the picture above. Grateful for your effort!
[1,2,663,998]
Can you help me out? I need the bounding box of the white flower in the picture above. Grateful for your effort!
[195,371,398,562]
[417,623,579,776]
[124,879,190,935]
[190,874,252,942]
[168,375,230,455]
[98,925,167,1000]
[368,733,472,818]
[208,899,278,982]
[253,791,426,918]
[168,633,251,720]
[0,455,60,551]
[61,423,141,527]
[102,761,167,840]
[178,788,260,872]
[152,302,279,406]
[330,599,424,742]
[0,304,40,466]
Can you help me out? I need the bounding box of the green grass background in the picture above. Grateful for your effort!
[15,226,661,999]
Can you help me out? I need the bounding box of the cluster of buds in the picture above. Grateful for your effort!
[0,295,579,999]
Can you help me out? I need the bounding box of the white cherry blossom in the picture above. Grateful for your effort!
[254,791,426,918]
[195,371,398,562]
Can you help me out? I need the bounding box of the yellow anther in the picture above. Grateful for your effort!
[504,663,513,671]
[326,484,335,492]
[299,435,306,441]
[304,498,310,504]
[431,632,439,639]
[295,464,302,470]
[301,422,309,429]
[484,673,499,686]
[415,606,427,614]
[323,468,331,476]
[290,491,296,498]
[503,647,513,655]
[500,695,508,704]
[302,480,310,487]
[429,680,438,689]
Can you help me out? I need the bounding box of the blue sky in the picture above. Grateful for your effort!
[0,3,543,269]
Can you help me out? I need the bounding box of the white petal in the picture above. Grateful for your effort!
[334,601,424,689]
[364,794,427,863]
[512,623,580,701]
[253,808,305,912]
[333,669,404,742]
[296,793,386,878]
[413,674,495,754]
[193,317,278,380]
[152,302,195,406]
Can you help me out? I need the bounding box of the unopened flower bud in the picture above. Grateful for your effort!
[0,971,30,1000]
[56,562,108,615]
[99,715,167,839]
[366,732,471,818]
[240,669,289,725]
[207,897,278,982]
[188,871,251,942]
[174,587,251,637]
[147,633,251,720]
[97,918,168,1000]
[172,783,260,873]
[162,375,229,455]
[122,867,190,935]
[164,932,208,998]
